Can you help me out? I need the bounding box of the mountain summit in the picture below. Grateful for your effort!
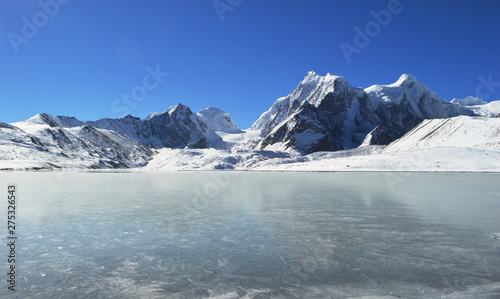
[253,72,475,153]
[252,71,377,153]
[197,107,242,133]
[86,103,208,149]
[364,73,474,145]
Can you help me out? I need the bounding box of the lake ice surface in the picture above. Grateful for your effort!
[0,172,499,298]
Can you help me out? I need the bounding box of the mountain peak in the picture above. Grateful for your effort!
[451,96,487,106]
[173,103,189,109]
[124,114,140,120]
[25,113,83,128]
[387,73,437,99]
[395,73,419,85]
[252,71,355,133]
[305,70,317,75]
[302,71,347,84]
[143,112,160,121]
[26,113,51,123]
[199,106,224,114]
[168,103,192,116]
[325,72,347,82]
[143,103,194,121]
[197,106,242,133]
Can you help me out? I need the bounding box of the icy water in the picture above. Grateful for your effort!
[0,172,499,298]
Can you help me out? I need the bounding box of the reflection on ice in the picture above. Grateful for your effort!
[0,172,499,298]
[489,232,500,240]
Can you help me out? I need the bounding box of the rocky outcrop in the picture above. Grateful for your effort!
[254,72,476,154]
[86,103,208,149]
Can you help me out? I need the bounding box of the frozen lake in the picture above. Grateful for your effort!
[1,172,499,298]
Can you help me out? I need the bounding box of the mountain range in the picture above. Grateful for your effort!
[1,72,499,171]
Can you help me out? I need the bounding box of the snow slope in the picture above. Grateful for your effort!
[197,106,242,133]
[0,118,153,170]
[451,96,500,117]
[383,116,500,153]
[196,106,244,149]
[365,74,454,114]
[451,96,487,106]
[25,113,84,128]
[460,101,500,118]
[252,146,500,172]
[143,147,293,171]
[144,116,500,172]
[252,116,500,172]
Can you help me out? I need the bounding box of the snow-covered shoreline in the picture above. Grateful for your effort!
[139,116,500,173]
[2,145,499,173]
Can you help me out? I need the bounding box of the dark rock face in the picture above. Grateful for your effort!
[366,75,475,145]
[259,90,379,154]
[254,72,476,154]
[86,104,208,149]
[254,72,379,154]
[26,113,84,128]
[147,104,207,148]
[368,95,430,145]
[260,101,340,153]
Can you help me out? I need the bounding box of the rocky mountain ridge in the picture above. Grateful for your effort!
[1,71,499,170]
[253,72,475,154]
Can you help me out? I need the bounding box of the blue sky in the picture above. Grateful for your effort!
[1,0,499,129]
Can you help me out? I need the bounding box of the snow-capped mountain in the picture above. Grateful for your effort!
[252,72,476,154]
[450,96,487,106]
[253,116,500,172]
[0,117,152,170]
[252,72,379,154]
[86,103,208,149]
[450,97,500,118]
[197,106,242,133]
[2,71,500,171]
[0,104,244,169]
[25,113,84,128]
[364,74,475,145]
[195,106,243,149]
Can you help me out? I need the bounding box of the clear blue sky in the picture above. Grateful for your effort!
[1,0,499,129]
